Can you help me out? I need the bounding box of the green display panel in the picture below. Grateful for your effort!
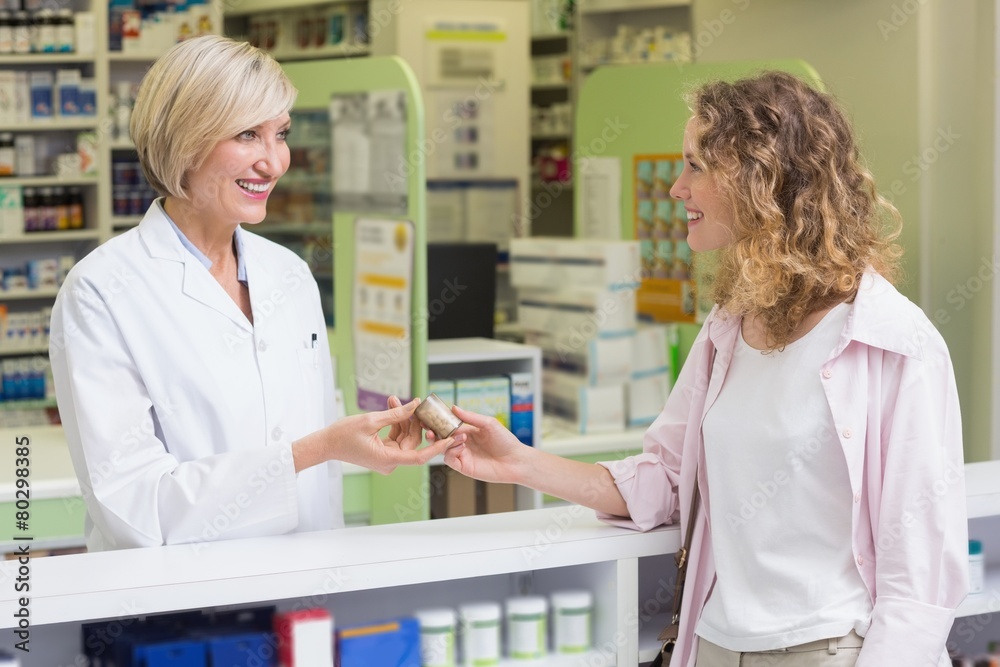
[282,57,429,525]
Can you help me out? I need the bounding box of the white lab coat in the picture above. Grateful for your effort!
[49,202,344,551]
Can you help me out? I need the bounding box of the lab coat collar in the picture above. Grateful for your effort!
[137,201,254,333]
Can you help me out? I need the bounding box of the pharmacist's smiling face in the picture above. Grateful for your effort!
[669,119,736,253]
[184,113,291,226]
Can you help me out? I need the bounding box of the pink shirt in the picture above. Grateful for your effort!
[598,271,969,667]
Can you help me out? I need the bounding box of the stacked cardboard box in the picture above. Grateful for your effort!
[511,239,681,432]
[511,239,641,433]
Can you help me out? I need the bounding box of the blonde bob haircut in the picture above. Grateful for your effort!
[687,71,903,350]
[131,35,297,199]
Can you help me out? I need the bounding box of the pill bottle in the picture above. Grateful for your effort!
[0,11,13,54]
[969,540,984,595]
[12,11,29,54]
[551,590,593,654]
[459,602,501,667]
[415,607,456,667]
[505,596,547,661]
[0,133,14,177]
[415,392,462,438]
[55,9,74,52]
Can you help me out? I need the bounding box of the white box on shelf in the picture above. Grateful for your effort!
[510,238,641,291]
[632,323,673,380]
[14,135,36,177]
[74,12,95,54]
[533,332,634,386]
[626,372,671,428]
[543,370,625,434]
[13,73,29,124]
[0,71,15,125]
[0,185,24,239]
[518,287,637,342]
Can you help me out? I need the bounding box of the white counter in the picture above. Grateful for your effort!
[0,508,673,628]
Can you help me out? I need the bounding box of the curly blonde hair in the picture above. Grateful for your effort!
[688,71,903,349]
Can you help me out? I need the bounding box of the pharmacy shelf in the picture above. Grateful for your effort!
[1,118,100,131]
[966,460,1000,518]
[0,53,96,65]
[253,221,332,236]
[428,337,539,366]
[105,51,161,62]
[1,175,99,187]
[542,425,646,457]
[110,215,143,229]
[108,138,136,150]
[579,0,691,13]
[0,345,48,357]
[0,397,57,412]
[956,571,1000,618]
[532,31,572,42]
[1,229,101,242]
[0,286,60,299]
[532,131,571,139]
[531,82,571,91]
[269,43,371,62]
[224,0,364,16]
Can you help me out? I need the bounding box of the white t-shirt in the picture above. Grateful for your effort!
[696,303,872,651]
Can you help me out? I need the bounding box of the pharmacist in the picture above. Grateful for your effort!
[49,36,460,552]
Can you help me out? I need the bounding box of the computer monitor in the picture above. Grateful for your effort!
[426,243,497,340]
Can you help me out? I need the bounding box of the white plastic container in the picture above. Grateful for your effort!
[459,602,501,667]
[415,607,457,667]
[505,596,547,661]
[969,540,984,595]
[551,590,593,654]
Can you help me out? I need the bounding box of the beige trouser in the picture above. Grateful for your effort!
[695,631,864,667]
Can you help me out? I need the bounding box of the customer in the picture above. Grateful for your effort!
[433,72,968,667]
[50,36,458,552]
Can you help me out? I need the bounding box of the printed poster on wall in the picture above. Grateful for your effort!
[352,218,414,411]
[633,153,697,323]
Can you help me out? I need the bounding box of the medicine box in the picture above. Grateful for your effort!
[0,185,24,238]
[337,617,420,667]
[56,69,81,116]
[631,324,673,380]
[508,371,534,446]
[456,376,511,429]
[428,379,456,407]
[29,71,54,120]
[542,370,625,434]
[510,238,641,291]
[535,333,634,386]
[517,287,637,342]
[626,372,671,427]
[275,608,334,667]
[0,71,15,125]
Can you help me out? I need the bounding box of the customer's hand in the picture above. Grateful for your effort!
[429,405,529,485]
[325,398,462,475]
